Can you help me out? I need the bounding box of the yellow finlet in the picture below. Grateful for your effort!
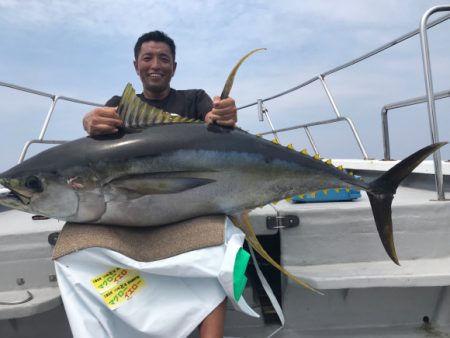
[287,144,294,150]
[314,154,321,160]
[311,191,317,198]
[337,165,344,171]
[271,139,279,145]
[301,149,308,155]
[325,159,332,166]
[322,189,329,195]
[256,134,262,138]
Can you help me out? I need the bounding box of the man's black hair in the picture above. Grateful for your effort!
[134,31,176,61]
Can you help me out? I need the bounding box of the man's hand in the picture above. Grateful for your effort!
[83,106,123,136]
[204,96,237,127]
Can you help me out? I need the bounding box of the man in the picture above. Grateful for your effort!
[79,31,241,338]
[83,31,237,135]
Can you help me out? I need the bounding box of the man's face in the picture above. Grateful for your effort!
[134,41,177,98]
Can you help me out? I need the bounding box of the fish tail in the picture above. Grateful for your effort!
[367,142,447,265]
[231,212,323,295]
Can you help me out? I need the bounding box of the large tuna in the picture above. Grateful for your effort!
[0,49,445,281]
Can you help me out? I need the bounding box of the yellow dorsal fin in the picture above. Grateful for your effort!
[117,83,203,128]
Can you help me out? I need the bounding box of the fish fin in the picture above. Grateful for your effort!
[230,212,323,295]
[367,142,447,265]
[117,84,203,129]
[107,174,214,196]
[221,48,266,99]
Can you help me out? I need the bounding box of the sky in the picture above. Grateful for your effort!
[0,0,449,172]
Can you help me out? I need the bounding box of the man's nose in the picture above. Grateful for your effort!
[149,58,161,69]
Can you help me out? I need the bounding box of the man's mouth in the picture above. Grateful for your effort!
[148,73,163,79]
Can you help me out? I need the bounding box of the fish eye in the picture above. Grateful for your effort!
[25,176,43,193]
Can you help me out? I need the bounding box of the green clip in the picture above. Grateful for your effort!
[233,247,250,301]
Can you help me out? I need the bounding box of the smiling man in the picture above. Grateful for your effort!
[70,31,243,338]
[83,31,237,135]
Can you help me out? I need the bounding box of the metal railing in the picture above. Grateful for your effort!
[239,5,450,200]
[382,89,450,161]
[419,5,450,200]
[0,81,102,163]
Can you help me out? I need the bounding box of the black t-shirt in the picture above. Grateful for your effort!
[105,88,213,121]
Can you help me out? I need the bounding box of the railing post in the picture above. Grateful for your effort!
[257,100,279,142]
[319,75,341,118]
[420,5,450,200]
[381,107,391,160]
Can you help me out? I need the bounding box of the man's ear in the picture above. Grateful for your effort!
[172,62,177,77]
[133,60,139,75]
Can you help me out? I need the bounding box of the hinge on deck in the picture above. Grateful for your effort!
[266,215,299,229]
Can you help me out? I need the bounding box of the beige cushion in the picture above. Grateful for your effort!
[52,216,226,262]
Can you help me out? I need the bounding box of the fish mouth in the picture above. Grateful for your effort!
[0,188,31,205]
[0,187,32,212]
[0,177,32,205]
[0,178,31,206]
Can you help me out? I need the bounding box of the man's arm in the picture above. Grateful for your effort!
[204,96,237,127]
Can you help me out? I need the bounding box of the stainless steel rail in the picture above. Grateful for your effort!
[419,5,450,200]
[382,89,450,160]
[0,80,102,163]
